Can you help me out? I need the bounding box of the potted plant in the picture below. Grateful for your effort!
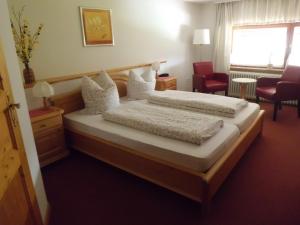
[10,6,43,84]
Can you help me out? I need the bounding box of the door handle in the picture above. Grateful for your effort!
[9,103,21,109]
[0,73,4,90]
[7,102,21,128]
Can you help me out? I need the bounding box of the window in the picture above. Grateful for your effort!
[230,23,300,70]
[289,27,300,66]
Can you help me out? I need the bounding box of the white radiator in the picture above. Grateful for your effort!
[229,71,297,106]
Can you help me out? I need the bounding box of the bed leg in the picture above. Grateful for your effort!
[256,96,260,103]
[201,183,212,215]
[201,199,212,215]
[258,112,264,137]
[278,101,282,110]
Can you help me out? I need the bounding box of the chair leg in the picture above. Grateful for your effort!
[225,90,228,96]
[298,100,300,118]
[273,102,279,121]
[256,96,260,103]
[193,88,196,92]
[279,101,282,110]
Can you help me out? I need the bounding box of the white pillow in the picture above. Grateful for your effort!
[94,70,115,89]
[141,69,155,82]
[127,69,156,100]
[81,76,119,114]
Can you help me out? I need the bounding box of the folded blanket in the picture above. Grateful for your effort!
[103,101,223,145]
[148,90,248,118]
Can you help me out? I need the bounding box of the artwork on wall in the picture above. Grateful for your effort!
[80,7,114,46]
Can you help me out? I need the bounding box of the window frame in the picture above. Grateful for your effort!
[289,25,300,66]
[230,22,300,73]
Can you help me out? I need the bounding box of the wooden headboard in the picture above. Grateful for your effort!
[49,61,165,114]
[49,73,128,114]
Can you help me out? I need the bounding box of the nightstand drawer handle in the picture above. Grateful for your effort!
[39,124,47,128]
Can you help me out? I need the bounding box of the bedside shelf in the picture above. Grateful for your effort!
[30,107,69,167]
[155,76,177,91]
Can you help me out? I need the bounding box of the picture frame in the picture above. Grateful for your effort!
[80,7,114,46]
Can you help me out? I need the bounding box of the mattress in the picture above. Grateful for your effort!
[221,102,260,133]
[64,108,240,172]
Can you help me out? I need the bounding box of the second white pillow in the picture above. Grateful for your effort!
[127,69,156,100]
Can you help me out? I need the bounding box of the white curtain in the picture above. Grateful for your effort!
[213,3,234,73]
[213,0,300,72]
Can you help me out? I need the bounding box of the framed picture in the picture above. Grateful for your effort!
[80,7,114,46]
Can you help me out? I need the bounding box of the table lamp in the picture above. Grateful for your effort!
[32,81,55,109]
[151,61,160,79]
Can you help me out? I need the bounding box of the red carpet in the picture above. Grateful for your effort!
[42,103,300,225]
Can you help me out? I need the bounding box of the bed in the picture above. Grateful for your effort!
[49,66,264,208]
[64,102,240,172]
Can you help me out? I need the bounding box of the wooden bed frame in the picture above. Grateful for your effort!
[49,63,265,207]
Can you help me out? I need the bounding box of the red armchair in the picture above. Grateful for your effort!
[193,61,229,96]
[256,65,300,121]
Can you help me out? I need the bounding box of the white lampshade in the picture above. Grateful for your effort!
[32,81,54,98]
[193,29,210,45]
[151,61,160,71]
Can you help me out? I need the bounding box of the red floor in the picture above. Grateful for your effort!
[42,103,300,225]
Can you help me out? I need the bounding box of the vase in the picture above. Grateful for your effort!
[23,63,35,84]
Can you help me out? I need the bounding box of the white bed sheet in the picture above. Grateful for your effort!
[64,109,239,172]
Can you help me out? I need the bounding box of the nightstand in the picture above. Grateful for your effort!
[30,107,69,167]
[155,76,177,91]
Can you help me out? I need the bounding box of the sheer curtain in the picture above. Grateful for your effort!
[213,0,300,72]
[213,3,234,73]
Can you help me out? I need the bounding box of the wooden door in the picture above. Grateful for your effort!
[0,41,43,225]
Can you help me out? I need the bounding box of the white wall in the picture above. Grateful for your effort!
[0,0,48,222]
[9,0,207,94]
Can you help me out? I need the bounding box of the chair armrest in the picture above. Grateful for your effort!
[212,73,229,83]
[276,81,300,100]
[193,74,206,91]
[257,77,281,87]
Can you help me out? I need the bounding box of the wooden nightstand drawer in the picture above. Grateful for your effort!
[32,115,62,133]
[168,85,177,90]
[38,146,68,167]
[155,76,177,91]
[34,128,65,155]
[165,79,177,88]
[30,107,69,167]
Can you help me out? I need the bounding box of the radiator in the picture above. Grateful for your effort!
[229,71,297,106]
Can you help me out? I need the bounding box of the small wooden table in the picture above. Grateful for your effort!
[30,107,69,167]
[232,78,257,99]
[155,76,177,91]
